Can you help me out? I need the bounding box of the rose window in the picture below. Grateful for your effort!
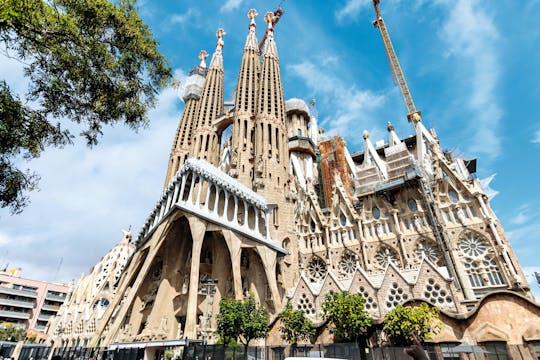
[416,241,441,264]
[307,257,327,282]
[375,248,399,268]
[460,235,487,257]
[339,252,358,275]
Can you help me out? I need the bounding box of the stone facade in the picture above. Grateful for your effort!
[46,230,135,348]
[47,7,539,353]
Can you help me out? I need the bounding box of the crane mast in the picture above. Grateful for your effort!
[372,0,421,123]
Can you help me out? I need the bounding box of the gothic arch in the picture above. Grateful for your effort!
[239,247,268,303]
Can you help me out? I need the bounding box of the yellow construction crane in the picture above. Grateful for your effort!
[372,0,421,123]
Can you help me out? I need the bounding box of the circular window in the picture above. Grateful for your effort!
[448,190,459,203]
[340,214,347,226]
[339,252,358,275]
[372,207,381,219]
[416,241,441,264]
[408,199,417,212]
[307,257,327,282]
[375,248,398,268]
[460,235,487,257]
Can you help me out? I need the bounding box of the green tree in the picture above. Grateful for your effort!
[278,302,315,345]
[0,324,26,341]
[321,291,372,344]
[216,297,244,346]
[382,303,442,346]
[0,0,172,213]
[216,294,269,357]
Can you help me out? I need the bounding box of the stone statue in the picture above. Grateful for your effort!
[256,154,264,173]
[230,146,238,166]
[375,223,383,237]
[181,274,189,294]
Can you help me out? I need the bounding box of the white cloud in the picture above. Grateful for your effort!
[438,0,502,160]
[288,60,385,146]
[335,0,371,22]
[0,74,184,284]
[510,204,535,226]
[220,0,245,13]
[532,129,540,144]
[169,8,199,25]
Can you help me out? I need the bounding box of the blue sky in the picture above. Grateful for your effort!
[1,0,540,299]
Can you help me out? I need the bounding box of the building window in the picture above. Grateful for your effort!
[273,206,279,226]
[439,343,460,360]
[459,234,505,288]
[340,213,347,226]
[483,342,508,360]
[448,189,459,203]
[372,207,381,219]
[408,199,418,212]
[530,341,540,360]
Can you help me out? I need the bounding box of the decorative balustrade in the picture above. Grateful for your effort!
[136,159,286,254]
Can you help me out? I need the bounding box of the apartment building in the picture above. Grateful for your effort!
[0,270,70,333]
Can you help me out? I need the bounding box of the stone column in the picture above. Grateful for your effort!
[184,216,207,338]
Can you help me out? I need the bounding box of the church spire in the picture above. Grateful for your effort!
[190,29,225,165]
[163,52,207,187]
[253,11,289,197]
[256,12,285,119]
[229,9,261,185]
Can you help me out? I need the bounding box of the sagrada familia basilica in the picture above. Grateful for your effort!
[47,4,540,356]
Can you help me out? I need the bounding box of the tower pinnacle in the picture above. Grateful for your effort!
[248,9,258,28]
[229,10,261,184]
[215,28,225,54]
[190,28,225,165]
[198,50,208,69]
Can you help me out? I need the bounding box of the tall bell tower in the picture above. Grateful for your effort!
[190,29,225,165]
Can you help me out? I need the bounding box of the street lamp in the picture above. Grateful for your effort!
[200,279,218,346]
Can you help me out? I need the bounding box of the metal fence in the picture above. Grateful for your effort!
[0,341,17,358]
[34,342,539,360]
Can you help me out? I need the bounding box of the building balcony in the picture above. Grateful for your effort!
[0,298,34,309]
[0,286,37,299]
[0,309,31,320]
[45,293,66,302]
[34,324,47,332]
[288,136,316,156]
[41,304,60,312]
[37,313,52,321]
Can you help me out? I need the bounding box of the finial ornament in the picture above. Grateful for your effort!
[264,12,274,30]
[363,130,370,139]
[198,50,208,68]
[215,28,226,54]
[248,9,258,28]
[387,122,394,131]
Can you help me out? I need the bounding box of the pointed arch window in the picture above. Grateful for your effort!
[459,234,505,288]
[340,213,347,226]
